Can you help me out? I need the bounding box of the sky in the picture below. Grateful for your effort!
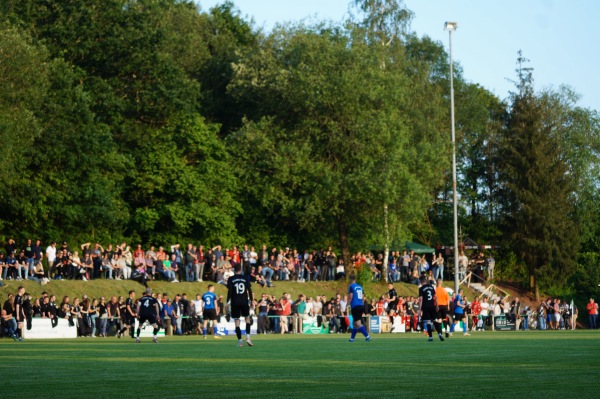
[198,0,600,112]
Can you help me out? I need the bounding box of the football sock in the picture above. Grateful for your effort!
[246,323,251,335]
[462,322,467,333]
[235,326,242,340]
[426,323,433,338]
[203,328,207,336]
[136,328,141,337]
[153,327,159,335]
[213,326,219,335]
[450,323,455,333]
[359,325,368,337]
[119,327,127,335]
[433,321,443,335]
[351,328,358,340]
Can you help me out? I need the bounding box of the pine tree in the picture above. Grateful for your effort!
[498,53,579,300]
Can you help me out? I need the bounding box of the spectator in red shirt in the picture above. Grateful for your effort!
[586,298,598,329]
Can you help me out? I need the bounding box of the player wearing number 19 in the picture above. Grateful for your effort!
[227,264,254,347]
[418,275,444,342]
[347,275,371,343]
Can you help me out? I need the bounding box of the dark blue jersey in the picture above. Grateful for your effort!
[202,292,217,310]
[138,295,158,317]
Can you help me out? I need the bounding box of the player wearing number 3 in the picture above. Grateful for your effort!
[418,275,445,342]
[227,264,254,347]
[347,275,372,342]
[202,285,221,339]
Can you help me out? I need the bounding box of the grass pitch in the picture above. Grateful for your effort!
[1,331,599,399]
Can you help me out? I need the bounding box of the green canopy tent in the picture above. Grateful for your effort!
[403,241,435,254]
[370,241,435,254]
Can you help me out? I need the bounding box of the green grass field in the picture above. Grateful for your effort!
[1,331,598,399]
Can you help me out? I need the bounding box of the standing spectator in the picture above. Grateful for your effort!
[432,253,444,281]
[0,253,5,280]
[32,240,43,275]
[458,251,468,282]
[97,297,108,337]
[196,245,205,282]
[400,251,410,282]
[471,296,482,331]
[510,297,522,330]
[586,298,598,329]
[171,294,184,335]
[479,297,490,330]
[257,294,270,334]
[538,301,547,330]
[487,254,495,280]
[106,296,120,336]
[24,239,35,277]
[145,246,157,279]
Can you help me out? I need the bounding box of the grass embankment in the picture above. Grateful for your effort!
[0,277,479,304]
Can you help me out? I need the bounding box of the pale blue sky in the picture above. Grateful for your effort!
[199,0,599,111]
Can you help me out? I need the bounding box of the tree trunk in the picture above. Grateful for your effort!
[338,216,351,275]
[530,273,540,302]
[383,203,389,282]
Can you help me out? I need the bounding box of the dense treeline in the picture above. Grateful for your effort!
[1,0,599,299]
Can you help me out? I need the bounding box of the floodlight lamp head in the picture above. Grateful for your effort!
[444,22,458,31]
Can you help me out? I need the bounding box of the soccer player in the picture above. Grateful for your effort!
[449,288,470,336]
[14,286,25,341]
[118,290,136,338]
[418,275,444,342]
[347,275,371,342]
[227,264,254,347]
[202,285,221,339]
[434,279,450,337]
[135,288,161,343]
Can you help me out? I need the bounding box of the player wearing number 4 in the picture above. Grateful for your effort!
[418,275,445,342]
[347,275,371,342]
[227,264,254,347]
[135,288,161,344]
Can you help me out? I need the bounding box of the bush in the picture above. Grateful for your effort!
[355,263,373,287]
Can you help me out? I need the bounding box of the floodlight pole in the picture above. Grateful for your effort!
[445,21,459,294]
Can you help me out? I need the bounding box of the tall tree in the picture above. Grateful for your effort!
[498,53,579,299]
[229,19,448,263]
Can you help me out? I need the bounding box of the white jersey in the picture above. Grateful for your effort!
[192,299,203,316]
[480,301,490,316]
[46,246,57,262]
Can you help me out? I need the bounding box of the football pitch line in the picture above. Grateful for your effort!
[1,331,599,399]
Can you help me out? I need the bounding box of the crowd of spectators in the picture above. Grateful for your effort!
[0,238,503,290]
[1,282,585,340]
[0,239,353,286]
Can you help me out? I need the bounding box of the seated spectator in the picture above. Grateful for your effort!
[82,253,94,280]
[111,254,123,279]
[1,308,17,339]
[70,251,85,280]
[169,254,182,282]
[250,266,266,287]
